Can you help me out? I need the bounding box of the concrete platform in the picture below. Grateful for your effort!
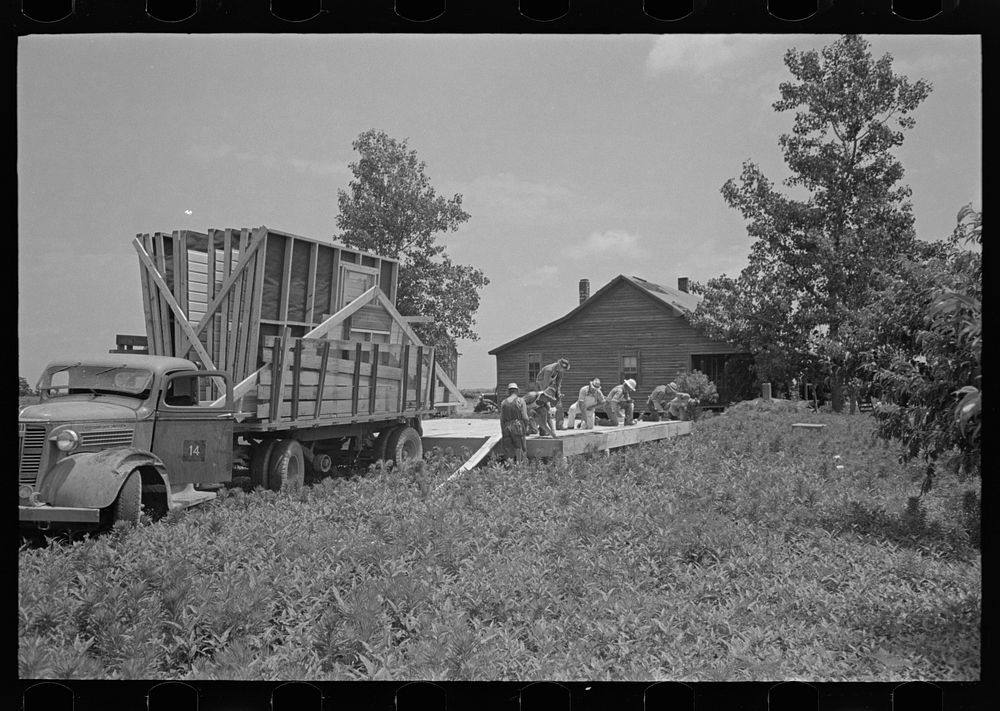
[421,418,691,463]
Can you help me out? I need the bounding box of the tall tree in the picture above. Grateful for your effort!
[690,35,931,410]
[336,130,489,372]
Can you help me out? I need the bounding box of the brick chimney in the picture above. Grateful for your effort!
[677,277,689,293]
[579,279,590,304]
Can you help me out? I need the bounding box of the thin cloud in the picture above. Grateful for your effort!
[186,143,350,179]
[457,173,575,222]
[288,157,351,179]
[519,264,559,287]
[645,35,776,76]
[187,143,237,161]
[574,229,644,259]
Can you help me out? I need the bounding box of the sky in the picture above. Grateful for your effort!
[17,34,981,389]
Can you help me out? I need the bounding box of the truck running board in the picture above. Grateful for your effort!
[169,483,217,510]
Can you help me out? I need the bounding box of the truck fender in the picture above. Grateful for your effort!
[38,448,172,511]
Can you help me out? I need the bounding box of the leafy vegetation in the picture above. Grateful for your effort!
[692,35,933,411]
[20,410,978,681]
[671,370,718,406]
[865,206,982,487]
[669,370,719,420]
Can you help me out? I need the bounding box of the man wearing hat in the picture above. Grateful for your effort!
[604,378,637,426]
[665,390,696,421]
[646,382,679,421]
[533,358,570,436]
[499,383,530,462]
[566,377,605,429]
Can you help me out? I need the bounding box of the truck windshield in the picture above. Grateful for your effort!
[38,365,155,399]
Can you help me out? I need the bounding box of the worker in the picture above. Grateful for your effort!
[566,378,605,429]
[534,358,570,435]
[604,378,637,426]
[646,382,679,421]
[531,392,558,438]
[522,390,540,435]
[665,392,697,421]
[499,383,530,462]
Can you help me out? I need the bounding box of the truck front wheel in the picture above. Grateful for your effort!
[112,470,142,526]
[268,440,305,491]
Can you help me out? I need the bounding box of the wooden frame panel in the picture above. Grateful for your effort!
[279,232,294,324]
[246,232,268,376]
[314,340,331,419]
[206,229,217,365]
[351,342,363,416]
[138,234,163,355]
[305,241,319,324]
[234,228,254,382]
[218,229,233,371]
[224,229,245,375]
[153,232,171,354]
[171,230,183,355]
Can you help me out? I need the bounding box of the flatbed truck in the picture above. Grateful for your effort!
[19,226,464,530]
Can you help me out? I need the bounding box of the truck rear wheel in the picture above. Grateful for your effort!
[112,470,142,526]
[268,440,305,491]
[309,452,334,477]
[249,441,276,490]
[384,426,423,466]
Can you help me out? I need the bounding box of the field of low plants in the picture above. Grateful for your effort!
[19,405,980,681]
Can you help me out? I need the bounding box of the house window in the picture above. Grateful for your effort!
[527,352,542,386]
[620,352,639,384]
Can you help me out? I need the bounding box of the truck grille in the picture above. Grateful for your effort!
[18,424,47,484]
[18,425,134,485]
[80,429,134,448]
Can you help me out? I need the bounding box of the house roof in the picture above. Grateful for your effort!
[625,275,702,313]
[488,274,702,355]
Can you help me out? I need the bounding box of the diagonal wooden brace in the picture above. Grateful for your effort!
[133,240,218,370]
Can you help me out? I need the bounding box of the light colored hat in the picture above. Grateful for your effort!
[624,378,637,391]
[507,383,519,390]
[668,382,678,392]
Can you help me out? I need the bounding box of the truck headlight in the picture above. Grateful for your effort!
[54,429,80,452]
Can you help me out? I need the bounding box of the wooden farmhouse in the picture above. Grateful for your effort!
[489,275,752,406]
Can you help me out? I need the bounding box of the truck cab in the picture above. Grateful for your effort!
[19,354,233,530]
